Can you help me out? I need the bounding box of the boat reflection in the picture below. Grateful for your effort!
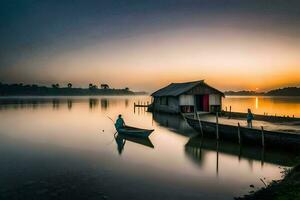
[114,134,154,155]
[185,136,298,168]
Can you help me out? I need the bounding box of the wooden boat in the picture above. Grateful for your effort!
[184,115,300,152]
[116,125,154,138]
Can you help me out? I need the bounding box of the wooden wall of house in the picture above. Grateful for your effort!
[209,94,221,105]
[153,96,180,113]
[179,95,194,105]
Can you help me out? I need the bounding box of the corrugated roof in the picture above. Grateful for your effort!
[151,80,224,97]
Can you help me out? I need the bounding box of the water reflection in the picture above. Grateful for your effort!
[153,112,197,136]
[67,99,72,110]
[101,98,109,110]
[223,96,300,117]
[89,98,98,110]
[114,133,154,155]
[0,96,297,199]
[52,99,60,109]
[185,136,298,168]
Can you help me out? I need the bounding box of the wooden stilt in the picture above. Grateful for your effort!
[197,113,204,136]
[261,126,265,147]
[216,141,219,176]
[216,112,219,140]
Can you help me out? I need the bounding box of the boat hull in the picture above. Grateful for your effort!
[117,126,154,138]
[185,116,300,151]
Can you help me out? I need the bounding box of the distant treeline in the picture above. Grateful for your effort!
[225,87,300,96]
[0,82,138,96]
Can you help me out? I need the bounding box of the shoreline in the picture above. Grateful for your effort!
[236,162,300,200]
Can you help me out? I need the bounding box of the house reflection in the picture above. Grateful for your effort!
[114,134,154,155]
[152,112,197,137]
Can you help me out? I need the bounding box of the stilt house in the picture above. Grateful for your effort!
[151,80,224,114]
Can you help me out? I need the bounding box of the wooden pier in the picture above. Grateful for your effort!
[134,101,150,108]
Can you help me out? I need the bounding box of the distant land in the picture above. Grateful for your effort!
[225,87,300,96]
[0,82,148,96]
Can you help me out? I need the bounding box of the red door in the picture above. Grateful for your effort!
[203,95,209,112]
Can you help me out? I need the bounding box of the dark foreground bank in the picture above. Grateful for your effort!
[236,163,300,200]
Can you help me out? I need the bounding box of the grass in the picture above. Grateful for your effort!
[236,162,300,200]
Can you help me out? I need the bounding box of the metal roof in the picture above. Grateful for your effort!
[151,80,224,97]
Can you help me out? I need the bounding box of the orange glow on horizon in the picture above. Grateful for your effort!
[3,27,300,92]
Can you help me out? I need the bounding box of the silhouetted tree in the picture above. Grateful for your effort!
[124,87,129,91]
[100,84,109,89]
[67,83,72,88]
[52,83,60,89]
[89,83,97,90]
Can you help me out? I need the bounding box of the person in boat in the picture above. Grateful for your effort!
[247,109,254,128]
[115,114,125,130]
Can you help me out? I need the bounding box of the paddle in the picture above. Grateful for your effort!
[107,116,114,123]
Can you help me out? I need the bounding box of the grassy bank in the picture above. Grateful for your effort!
[236,163,300,200]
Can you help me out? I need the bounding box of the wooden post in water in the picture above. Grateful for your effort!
[229,106,232,119]
[197,113,204,136]
[216,112,219,140]
[237,122,241,144]
[216,140,219,176]
[261,126,265,147]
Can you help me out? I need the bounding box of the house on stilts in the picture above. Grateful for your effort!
[151,80,224,114]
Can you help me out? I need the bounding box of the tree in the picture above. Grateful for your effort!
[67,83,72,88]
[52,83,59,89]
[89,83,97,90]
[100,84,109,89]
[125,87,129,91]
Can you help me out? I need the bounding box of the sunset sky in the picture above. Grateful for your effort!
[0,0,299,92]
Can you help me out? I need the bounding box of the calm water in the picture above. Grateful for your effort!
[0,96,298,200]
[223,96,300,117]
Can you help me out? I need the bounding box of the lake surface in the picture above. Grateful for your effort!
[223,96,300,117]
[0,96,298,200]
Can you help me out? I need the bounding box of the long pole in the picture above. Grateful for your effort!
[261,126,265,147]
[216,112,219,140]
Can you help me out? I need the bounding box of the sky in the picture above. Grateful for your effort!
[0,0,300,92]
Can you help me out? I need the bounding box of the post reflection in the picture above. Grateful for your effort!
[185,136,297,173]
[114,133,154,155]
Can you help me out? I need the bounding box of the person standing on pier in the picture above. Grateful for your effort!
[247,109,254,128]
